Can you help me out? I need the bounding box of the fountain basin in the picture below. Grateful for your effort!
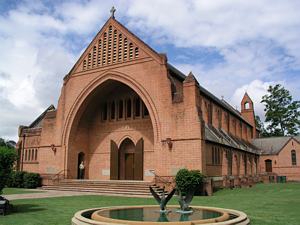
[72,205,250,225]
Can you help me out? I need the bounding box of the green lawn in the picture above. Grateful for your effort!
[1,183,300,225]
[2,188,42,195]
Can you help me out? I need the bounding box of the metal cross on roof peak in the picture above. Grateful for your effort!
[110,6,116,18]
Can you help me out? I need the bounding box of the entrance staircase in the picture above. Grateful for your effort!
[41,179,166,197]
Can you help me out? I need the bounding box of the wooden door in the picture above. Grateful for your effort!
[125,153,134,180]
[265,160,272,173]
[134,138,144,180]
[110,140,119,180]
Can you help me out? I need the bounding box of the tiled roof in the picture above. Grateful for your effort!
[252,136,296,155]
[205,124,260,154]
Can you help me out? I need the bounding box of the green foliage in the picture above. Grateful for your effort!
[175,168,204,195]
[23,173,41,188]
[7,171,41,189]
[261,84,300,136]
[0,146,17,194]
[0,137,16,149]
[7,171,27,188]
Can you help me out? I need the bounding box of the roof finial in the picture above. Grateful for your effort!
[110,6,116,19]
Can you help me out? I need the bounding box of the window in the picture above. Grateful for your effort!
[134,97,141,117]
[110,101,115,120]
[244,102,250,109]
[291,150,297,165]
[227,151,233,175]
[25,150,27,161]
[28,149,31,161]
[31,149,34,160]
[35,149,38,161]
[126,98,132,118]
[212,147,221,165]
[118,100,123,119]
[142,102,149,117]
[244,154,247,175]
[102,103,107,120]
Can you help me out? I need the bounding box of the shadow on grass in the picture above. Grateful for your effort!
[9,204,46,215]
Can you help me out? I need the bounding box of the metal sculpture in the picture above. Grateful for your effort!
[177,188,195,213]
[149,186,176,213]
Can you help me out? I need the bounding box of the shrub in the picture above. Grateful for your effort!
[175,168,204,195]
[7,171,41,189]
[0,146,17,194]
[7,171,27,188]
[23,173,41,188]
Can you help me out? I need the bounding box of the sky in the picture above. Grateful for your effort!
[0,0,300,141]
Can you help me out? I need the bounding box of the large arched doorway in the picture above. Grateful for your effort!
[265,159,272,173]
[67,79,152,180]
[110,138,144,180]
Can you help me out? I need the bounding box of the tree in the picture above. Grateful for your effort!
[0,146,17,194]
[261,84,300,136]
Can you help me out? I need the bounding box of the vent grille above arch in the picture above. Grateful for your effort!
[80,24,145,72]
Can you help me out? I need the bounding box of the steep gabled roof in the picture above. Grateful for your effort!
[67,16,164,76]
[252,136,295,155]
[29,105,55,128]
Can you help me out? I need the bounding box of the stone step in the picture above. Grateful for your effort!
[41,179,157,197]
[43,185,150,191]
[41,186,152,196]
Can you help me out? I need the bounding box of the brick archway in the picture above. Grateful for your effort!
[63,72,158,179]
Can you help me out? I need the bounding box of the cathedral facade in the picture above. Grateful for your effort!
[17,14,265,186]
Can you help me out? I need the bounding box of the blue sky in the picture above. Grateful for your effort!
[0,0,300,140]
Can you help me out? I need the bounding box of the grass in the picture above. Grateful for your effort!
[1,183,300,225]
[2,188,42,195]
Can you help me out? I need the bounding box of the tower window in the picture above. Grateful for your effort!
[244,102,250,109]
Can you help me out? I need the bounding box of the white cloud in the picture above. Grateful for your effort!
[0,0,300,141]
[231,80,280,120]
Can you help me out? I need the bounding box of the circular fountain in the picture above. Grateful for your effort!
[72,205,250,225]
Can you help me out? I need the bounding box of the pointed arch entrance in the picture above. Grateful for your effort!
[110,138,144,180]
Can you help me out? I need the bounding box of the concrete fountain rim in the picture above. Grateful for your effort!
[72,205,250,225]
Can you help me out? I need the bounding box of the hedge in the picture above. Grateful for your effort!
[7,171,41,189]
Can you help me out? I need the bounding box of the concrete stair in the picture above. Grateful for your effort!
[41,179,158,197]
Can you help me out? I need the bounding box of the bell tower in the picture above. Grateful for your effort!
[241,92,257,138]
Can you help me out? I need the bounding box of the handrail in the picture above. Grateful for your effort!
[149,170,174,187]
[52,169,70,184]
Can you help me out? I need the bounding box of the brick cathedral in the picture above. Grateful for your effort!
[16,11,300,190]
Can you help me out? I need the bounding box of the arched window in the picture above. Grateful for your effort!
[265,159,272,172]
[291,150,297,165]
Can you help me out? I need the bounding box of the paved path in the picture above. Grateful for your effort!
[3,189,150,200]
